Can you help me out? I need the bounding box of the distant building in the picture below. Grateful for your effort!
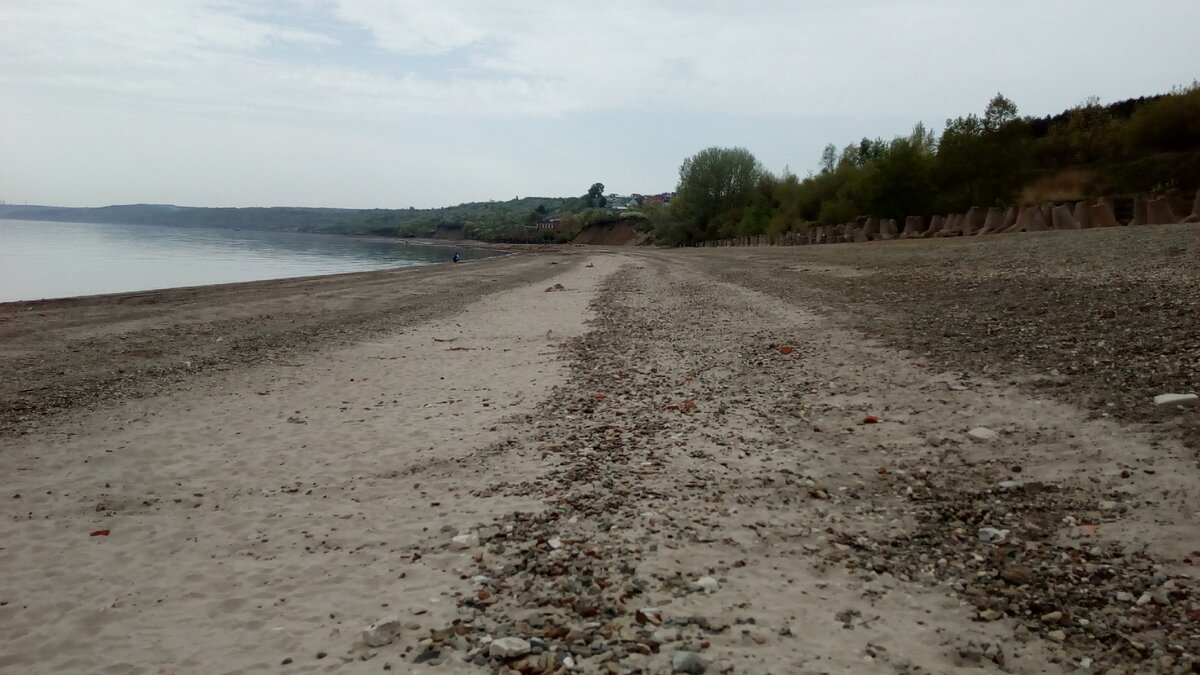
[535,217,563,230]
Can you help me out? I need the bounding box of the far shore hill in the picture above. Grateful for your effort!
[0,197,650,247]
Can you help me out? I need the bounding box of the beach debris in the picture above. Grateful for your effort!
[861,415,879,424]
[544,283,566,292]
[977,527,1009,543]
[1154,393,1198,407]
[777,345,794,355]
[89,529,111,537]
[451,532,479,549]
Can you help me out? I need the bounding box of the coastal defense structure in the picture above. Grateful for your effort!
[925,215,945,238]
[696,186,1194,248]
[1146,197,1179,225]
[901,216,924,238]
[1187,189,1200,223]
[1090,200,1121,227]
[1132,194,1148,226]
[1052,204,1080,230]
[1073,201,1092,229]
[979,207,1005,235]
[961,207,985,236]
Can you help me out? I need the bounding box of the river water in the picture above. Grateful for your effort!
[0,219,494,302]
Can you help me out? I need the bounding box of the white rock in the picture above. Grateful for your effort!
[967,427,1000,442]
[548,537,563,550]
[563,656,576,669]
[451,532,479,549]
[489,636,531,659]
[693,576,720,593]
[362,616,401,648]
[1154,393,1199,407]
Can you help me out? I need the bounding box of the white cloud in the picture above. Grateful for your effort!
[2,0,1200,207]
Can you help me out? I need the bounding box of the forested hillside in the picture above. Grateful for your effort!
[656,84,1200,244]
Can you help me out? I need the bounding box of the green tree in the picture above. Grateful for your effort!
[586,183,607,208]
[668,146,764,242]
[983,93,1019,132]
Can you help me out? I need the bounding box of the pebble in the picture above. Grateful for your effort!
[362,617,401,648]
[1152,393,1199,407]
[671,650,708,674]
[489,637,531,659]
[1041,611,1063,624]
[967,427,1000,442]
[693,576,719,594]
[1000,563,1034,586]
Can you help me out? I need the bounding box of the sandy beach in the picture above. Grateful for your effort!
[2,226,1198,674]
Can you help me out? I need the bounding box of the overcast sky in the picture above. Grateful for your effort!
[1,1,1197,209]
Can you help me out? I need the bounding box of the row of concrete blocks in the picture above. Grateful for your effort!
[697,189,1200,247]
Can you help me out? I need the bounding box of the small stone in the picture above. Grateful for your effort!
[1098,500,1118,511]
[489,637,531,659]
[967,427,999,442]
[1046,630,1066,642]
[977,610,1003,622]
[1000,564,1034,586]
[1136,592,1153,606]
[671,650,708,674]
[1040,611,1063,624]
[693,576,719,594]
[412,650,441,665]
[1153,393,1199,407]
[362,616,402,648]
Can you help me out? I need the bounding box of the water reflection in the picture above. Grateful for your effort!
[0,220,497,302]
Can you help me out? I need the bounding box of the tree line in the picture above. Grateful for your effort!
[654,84,1200,245]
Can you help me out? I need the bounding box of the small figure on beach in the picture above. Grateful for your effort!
[452,251,461,263]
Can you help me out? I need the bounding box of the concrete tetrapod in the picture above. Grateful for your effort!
[979,207,1006,235]
[1003,205,1051,233]
[1051,204,1081,230]
[901,215,924,238]
[1186,188,1200,223]
[961,207,985,236]
[1089,200,1121,228]
[925,215,945,238]
[863,217,881,241]
[1146,196,1180,225]
[1132,194,1148,226]
[1073,201,1092,229]
[1002,206,1019,231]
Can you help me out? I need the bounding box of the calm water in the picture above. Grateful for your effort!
[0,220,494,302]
